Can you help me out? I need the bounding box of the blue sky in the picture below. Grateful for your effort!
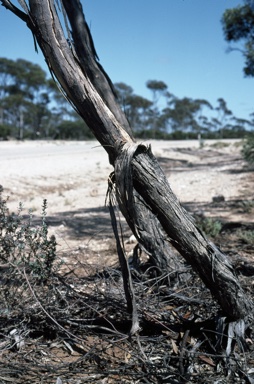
[0,0,253,120]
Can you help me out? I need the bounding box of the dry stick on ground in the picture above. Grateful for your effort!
[2,0,252,323]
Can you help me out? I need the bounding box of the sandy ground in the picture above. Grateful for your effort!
[1,139,253,262]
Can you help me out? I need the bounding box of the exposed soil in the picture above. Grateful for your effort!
[1,139,253,264]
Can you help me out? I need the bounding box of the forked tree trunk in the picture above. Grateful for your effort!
[2,0,252,320]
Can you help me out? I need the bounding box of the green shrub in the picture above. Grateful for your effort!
[0,186,57,283]
[242,134,254,166]
[196,216,222,238]
[236,229,254,245]
[238,199,254,214]
[210,141,230,149]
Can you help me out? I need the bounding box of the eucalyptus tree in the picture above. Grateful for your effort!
[231,116,252,136]
[0,58,25,134]
[146,80,168,103]
[192,99,213,138]
[114,82,134,111]
[1,0,252,333]
[222,0,254,76]
[114,82,153,134]
[0,57,50,138]
[215,97,233,138]
[162,96,206,137]
[0,58,16,101]
[146,80,168,137]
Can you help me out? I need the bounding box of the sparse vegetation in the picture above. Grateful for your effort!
[239,199,254,214]
[196,216,222,238]
[0,186,57,283]
[237,228,254,245]
[0,185,253,383]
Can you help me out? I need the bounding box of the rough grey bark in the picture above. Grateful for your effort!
[61,0,133,138]
[61,0,180,272]
[2,0,252,320]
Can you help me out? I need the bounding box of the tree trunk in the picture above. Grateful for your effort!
[3,0,252,320]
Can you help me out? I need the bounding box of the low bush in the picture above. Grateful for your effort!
[0,186,57,283]
[242,134,254,166]
[195,216,222,238]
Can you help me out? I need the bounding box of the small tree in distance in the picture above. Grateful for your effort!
[1,0,252,335]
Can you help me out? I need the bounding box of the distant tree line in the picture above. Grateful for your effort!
[115,80,253,140]
[0,57,252,140]
[0,58,93,140]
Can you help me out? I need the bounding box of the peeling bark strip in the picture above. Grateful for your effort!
[107,179,140,335]
[2,0,252,320]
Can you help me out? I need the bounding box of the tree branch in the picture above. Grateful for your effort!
[1,0,28,22]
